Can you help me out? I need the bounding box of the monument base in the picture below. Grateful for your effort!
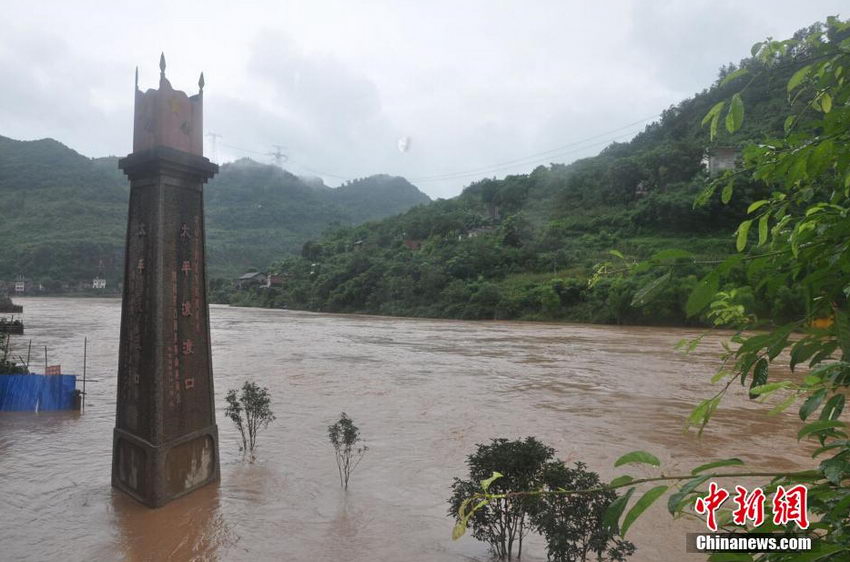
[112,425,220,508]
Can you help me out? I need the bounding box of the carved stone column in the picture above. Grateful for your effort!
[112,55,220,508]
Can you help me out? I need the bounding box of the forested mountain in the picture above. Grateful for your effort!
[225,23,825,325]
[0,138,430,284]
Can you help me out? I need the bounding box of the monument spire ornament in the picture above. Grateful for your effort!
[113,55,220,508]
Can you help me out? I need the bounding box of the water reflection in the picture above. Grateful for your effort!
[112,484,236,561]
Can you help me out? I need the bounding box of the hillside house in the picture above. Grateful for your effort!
[235,271,267,289]
[14,278,27,293]
[703,147,739,175]
[264,274,285,288]
[92,277,107,290]
[465,226,497,239]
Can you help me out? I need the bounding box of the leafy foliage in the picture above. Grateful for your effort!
[327,412,367,490]
[448,17,850,561]
[532,462,636,562]
[449,437,633,561]
[0,332,28,374]
[224,381,276,460]
[598,17,850,560]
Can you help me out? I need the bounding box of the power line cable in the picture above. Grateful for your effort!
[407,114,659,182]
[208,111,662,185]
[410,129,645,183]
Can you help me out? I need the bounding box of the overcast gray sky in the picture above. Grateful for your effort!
[1,1,844,198]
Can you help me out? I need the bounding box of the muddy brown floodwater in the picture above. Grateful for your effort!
[0,298,812,561]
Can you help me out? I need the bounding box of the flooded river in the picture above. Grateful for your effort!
[0,298,811,561]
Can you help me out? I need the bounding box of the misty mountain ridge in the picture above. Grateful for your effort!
[0,134,430,283]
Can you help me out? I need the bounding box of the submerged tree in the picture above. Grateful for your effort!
[532,462,635,562]
[328,412,367,490]
[449,437,551,559]
[449,437,631,561]
[224,381,276,460]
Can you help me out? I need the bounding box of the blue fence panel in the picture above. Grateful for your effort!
[0,374,77,411]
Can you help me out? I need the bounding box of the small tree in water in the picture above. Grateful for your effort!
[449,437,634,561]
[328,412,367,490]
[224,381,276,460]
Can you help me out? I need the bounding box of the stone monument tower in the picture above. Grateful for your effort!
[112,54,220,507]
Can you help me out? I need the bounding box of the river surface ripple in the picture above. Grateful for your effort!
[0,298,811,561]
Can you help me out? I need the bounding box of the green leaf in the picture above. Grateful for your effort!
[736,220,752,252]
[820,457,848,485]
[702,101,725,141]
[747,200,768,214]
[668,475,709,515]
[725,93,744,133]
[791,340,819,372]
[800,388,828,420]
[686,271,719,317]
[631,271,671,307]
[603,487,635,533]
[614,451,661,468]
[757,215,768,247]
[608,249,625,259]
[452,520,467,540]
[748,359,769,399]
[797,420,846,441]
[787,65,811,92]
[480,471,503,492]
[457,497,472,519]
[711,369,732,383]
[721,182,733,204]
[822,92,832,113]
[687,396,721,435]
[701,101,725,126]
[750,381,790,397]
[819,394,845,421]
[610,475,634,487]
[719,68,749,86]
[621,485,668,536]
[784,115,796,133]
[768,394,797,415]
[691,458,745,474]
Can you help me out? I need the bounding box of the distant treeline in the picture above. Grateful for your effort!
[211,23,818,327]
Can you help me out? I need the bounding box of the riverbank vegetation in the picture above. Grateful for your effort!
[0,138,430,284]
[453,17,850,560]
[214,23,826,328]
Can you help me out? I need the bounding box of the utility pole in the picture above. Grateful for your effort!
[206,132,222,163]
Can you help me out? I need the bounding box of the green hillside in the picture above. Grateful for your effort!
[224,22,826,325]
[0,140,430,285]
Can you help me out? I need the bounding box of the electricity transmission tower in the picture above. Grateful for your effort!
[268,145,288,167]
[206,132,222,163]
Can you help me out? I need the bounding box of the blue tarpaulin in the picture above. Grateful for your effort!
[0,374,77,411]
